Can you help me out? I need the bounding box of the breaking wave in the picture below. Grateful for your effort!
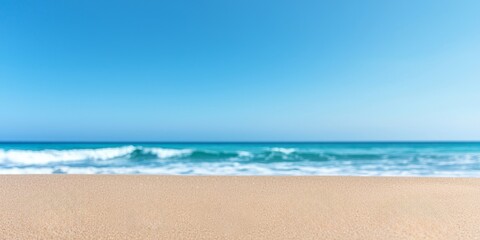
[0,146,137,164]
[1,143,480,176]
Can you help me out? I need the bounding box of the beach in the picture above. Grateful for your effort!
[0,176,479,239]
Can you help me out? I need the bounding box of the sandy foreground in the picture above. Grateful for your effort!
[0,176,479,239]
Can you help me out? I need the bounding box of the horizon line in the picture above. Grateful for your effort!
[1,140,479,144]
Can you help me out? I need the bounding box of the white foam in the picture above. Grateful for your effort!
[142,147,193,159]
[270,148,296,154]
[0,146,136,165]
[237,151,253,157]
[0,162,477,177]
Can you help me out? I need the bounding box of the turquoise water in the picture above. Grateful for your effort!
[0,142,479,176]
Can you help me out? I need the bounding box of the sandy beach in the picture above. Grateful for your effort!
[0,176,479,239]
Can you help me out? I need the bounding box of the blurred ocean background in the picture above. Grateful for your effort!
[0,142,479,176]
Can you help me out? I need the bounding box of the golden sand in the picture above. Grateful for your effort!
[0,175,479,239]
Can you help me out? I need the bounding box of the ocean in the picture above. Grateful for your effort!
[0,142,479,176]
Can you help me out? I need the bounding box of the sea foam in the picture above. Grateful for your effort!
[1,143,479,176]
[0,146,136,164]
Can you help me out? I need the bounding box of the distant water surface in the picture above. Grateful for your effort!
[0,142,479,176]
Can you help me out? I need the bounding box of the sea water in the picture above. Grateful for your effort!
[0,142,479,176]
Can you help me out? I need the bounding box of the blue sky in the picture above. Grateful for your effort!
[1,0,479,141]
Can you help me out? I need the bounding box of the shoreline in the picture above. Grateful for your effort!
[1,175,479,239]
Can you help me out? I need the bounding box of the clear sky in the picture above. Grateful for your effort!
[1,0,479,141]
